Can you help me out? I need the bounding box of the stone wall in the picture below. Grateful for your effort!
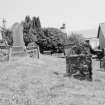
[66,54,92,81]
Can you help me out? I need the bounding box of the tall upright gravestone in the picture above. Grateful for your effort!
[11,23,26,56]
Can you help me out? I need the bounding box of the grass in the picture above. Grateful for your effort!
[0,55,105,105]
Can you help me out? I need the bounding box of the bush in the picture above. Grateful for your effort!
[42,28,66,53]
[67,33,84,44]
[23,16,66,53]
[67,33,89,54]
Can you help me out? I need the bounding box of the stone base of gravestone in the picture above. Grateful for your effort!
[11,46,26,56]
[65,54,92,81]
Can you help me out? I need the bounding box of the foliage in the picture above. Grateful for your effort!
[42,28,66,53]
[1,29,13,46]
[23,16,66,53]
[23,16,34,46]
[67,33,89,54]
[23,16,45,53]
[67,33,84,44]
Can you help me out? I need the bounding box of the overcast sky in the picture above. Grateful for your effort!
[0,0,105,31]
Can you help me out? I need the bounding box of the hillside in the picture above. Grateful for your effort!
[0,55,105,105]
[74,28,98,38]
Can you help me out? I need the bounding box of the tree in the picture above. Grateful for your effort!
[23,16,66,53]
[42,28,66,53]
[2,29,13,46]
[23,16,32,46]
[23,16,45,51]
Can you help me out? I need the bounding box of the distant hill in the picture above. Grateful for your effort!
[74,28,98,39]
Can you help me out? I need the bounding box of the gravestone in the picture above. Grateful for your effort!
[100,57,105,68]
[0,40,10,61]
[64,43,75,56]
[0,32,2,40]
[64,42,92,81]
[11,23,26,56]
[26,42,40,59]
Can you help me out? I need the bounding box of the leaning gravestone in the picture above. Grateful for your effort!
[11,23,26,56]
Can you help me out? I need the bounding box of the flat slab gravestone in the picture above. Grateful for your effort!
[11,23,26,56]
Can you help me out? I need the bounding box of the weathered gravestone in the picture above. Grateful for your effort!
[0,32,2,40]
[26,42,40,59]
[66,54,92,80]
[0,40,10,61]
[100,57,105,68]
[64,43,75,57]
[64,42,92,81]
[11,23,26,56]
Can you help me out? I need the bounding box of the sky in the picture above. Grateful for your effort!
[0,0,105,32]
